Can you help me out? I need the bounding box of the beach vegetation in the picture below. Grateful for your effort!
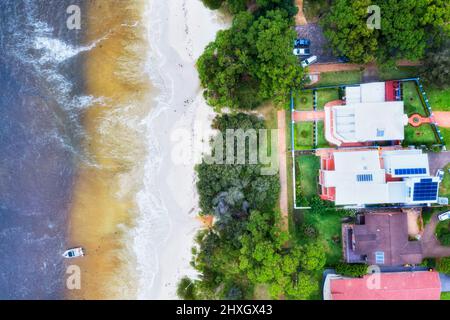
[197,5,305,110]
[321,0,449,64]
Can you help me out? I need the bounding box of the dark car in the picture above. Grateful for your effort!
[294,38,310,47]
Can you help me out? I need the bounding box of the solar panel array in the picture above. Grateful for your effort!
[375,251,385,264]
[394,168,426,175]
[356,174,373,182]
[412,178,438,202]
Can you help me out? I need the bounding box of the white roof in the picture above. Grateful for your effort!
[360,82,386,103]
[321,150,437,206]
[383,150,430,176]
[345,86,361,104]
[332,102,407,142]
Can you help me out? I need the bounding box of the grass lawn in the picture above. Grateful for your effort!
[404,124,438,146]
[295,91,314,111]
[295,155,320,199]
[316,88,340,110]
[438,127,450,149]
[440,164,450,200]
[313,70,362,87]
[316,121,331,148]
[442,292,450,300]
[294,122,314,150]
[425,86,450,111]
[303,211,343,266]
[403,81,427,116]
[379,66,419,80]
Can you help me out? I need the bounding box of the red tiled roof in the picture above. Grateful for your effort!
[330,272,441,300]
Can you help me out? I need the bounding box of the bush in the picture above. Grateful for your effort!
[335,263,368,278]
[437,257,450,274]
[176,277,197,300]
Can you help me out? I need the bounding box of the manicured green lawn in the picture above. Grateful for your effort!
[295,91,314,111]
[438,127,450,149]
[316,88,340,110]
[316,121,331,148]
[294,122,314,150]
[304,211,343,266]
[425,86,450,111]
[313,70,362,87]
[403,81,427,116]
[404,124,438,146]
[379,66,419,80]
[295,155,320,199]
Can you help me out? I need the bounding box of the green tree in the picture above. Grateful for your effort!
[176,277,197,300]
[437,257,450,274]
[320,0,378,63]
[421,41,450,88]
[335,262,368,277]
[299,242,326,271]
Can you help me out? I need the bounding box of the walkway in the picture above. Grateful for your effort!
[293,110,325,122]
[409,113,432,127]
[434,112,450,127]
[277,110,289,231]
[295,0,307,26]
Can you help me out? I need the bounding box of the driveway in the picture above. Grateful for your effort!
[422,213,450,258]
[295,23,340,64]
[277,110,289,231]
[428,151,450,175]
[434,112,450,128]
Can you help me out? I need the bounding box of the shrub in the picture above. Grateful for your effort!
[335,263,368,278]
[437,257,450,274]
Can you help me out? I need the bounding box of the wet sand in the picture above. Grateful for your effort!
[66,0,151,299]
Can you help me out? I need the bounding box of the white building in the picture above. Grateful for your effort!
[319,149,440,206]
[324,82,408,146]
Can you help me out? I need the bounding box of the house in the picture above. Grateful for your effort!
[323,271,442,300]
[319,148,441,206]
[324,82,408,146]
[342,211,423,266]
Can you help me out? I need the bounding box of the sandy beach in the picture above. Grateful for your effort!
[135,0,229,299]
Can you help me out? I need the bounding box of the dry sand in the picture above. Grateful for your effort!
[134,0,230,299]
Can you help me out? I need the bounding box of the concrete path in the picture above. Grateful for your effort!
[293,110,325,122]
[295,0,307,26]
[434,112,450,128]
[277,110,289,231]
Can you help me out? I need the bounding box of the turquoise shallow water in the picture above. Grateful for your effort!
[0,0,88,299]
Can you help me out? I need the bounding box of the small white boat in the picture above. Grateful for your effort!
[62,247,85,259]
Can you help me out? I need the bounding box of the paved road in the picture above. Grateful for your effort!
[277,110,289,231]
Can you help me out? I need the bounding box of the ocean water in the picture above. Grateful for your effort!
[0,0,88,299]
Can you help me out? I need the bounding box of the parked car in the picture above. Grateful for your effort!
[437,169,445,181]
[301,55,318,68]
[338,56,350,63]
[294,38,310,47]
[293,47,310,56]
[438,211,450,221]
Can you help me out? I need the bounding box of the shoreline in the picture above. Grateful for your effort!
[136,0,230,299]
[67,0,151,299]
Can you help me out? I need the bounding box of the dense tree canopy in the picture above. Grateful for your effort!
[421,40,450,88]
[321,0,450,64]
[197,8,304,110]
[196,114,279,216]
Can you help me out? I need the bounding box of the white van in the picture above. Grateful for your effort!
[301,55,318,68]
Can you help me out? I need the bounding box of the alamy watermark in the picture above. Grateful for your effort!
[171,125,279,176]
[367,5,381,30]
[66,265,81,290]
[66,4,81,30]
